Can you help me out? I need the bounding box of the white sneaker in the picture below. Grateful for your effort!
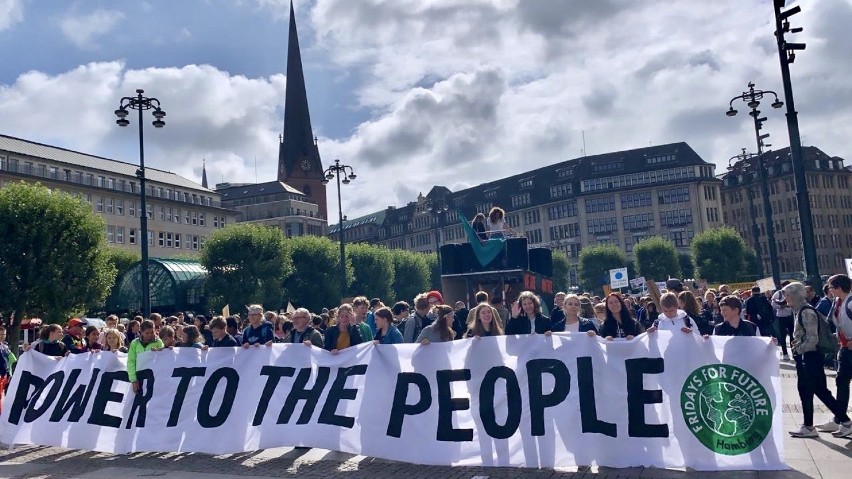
[790,425,819,438]
[816,420,840,432]
[782,354,790,361]
[831,423,852,438]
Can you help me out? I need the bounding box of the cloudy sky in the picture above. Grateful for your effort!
[1,0,849,220]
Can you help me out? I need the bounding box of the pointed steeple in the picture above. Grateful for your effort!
[278,0,322,181]
[201,158,208,189]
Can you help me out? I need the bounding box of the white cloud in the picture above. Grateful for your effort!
[59,9,126,49]
[0,62,287,187]
[0,0,23,31]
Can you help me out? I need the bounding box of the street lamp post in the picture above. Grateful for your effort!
[428,198,449,271]
[772,1,820,287]
[322,159,356,300]
[728,149,765,280]
[114,89,166,317]
[726,82,783,289]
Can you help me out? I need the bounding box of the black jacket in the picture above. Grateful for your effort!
[599,318,644,338]
[552,317,598,334]
[744,295,775,329]
[323,325,363,351]
[505,313,551,335]
[211,334,239,348]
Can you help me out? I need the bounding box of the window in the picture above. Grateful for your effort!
[585,196,615,213]
[523,210,541,225]
[593,162,623,173]
[129,201,136,217]
[511,193,531,208]
[549,223,580,240]
[525,229,542,244]
[199,213,205,226]
[192,212,198,225]
[148,231,154,246]
[96,197,104,212]
[645,154,676,165]
[547,202,577,220]
[668,230,694,247]
[557,168,574,179]
[107,178,115,189]
[660,209,693,226]
[159,207,166,221]
[129,228,136,245]
[158,232,165,247]
[116,226,124,244]
[519,178,534,189]
[106,225,115,243]
[97,176,105,188]
[623,213,654,230]
[167,208,173,222]
[166,232,173,248]
[582,166,696,192]
[621,191,652,209]
[587,217,618,234]
[484,189,497,199]
[115,199,124,216]
[106,198,114,214]
[476,203,492,214]
[550,183,573,199]
[658,186,690,204]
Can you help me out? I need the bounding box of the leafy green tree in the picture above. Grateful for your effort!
[679,253,695,279]
[104,247,140,284]
[200,224,293,313]
[552,250,571,293]
[633,236,681,281]
[692,227,749,283]
[347,243,394,300]
[286,235,353,311]
[391,249,430,303]
[0,182,115,355]
[578,244,628,293]
[425,252,441,291]
[743,248,760,280]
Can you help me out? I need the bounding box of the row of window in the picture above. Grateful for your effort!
[0,157,216,207]
[91,195,225,228]
[585,196,615,213]
[105,225,205,250]
[582,166,698,192]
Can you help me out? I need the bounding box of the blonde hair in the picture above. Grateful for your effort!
[103,328,124,351]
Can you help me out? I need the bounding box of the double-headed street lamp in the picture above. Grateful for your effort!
[427,198,449,269]
[114,89,166,317]
[726,82,783,289]
[772,0,819,287]
[322,159,356,300]
[727,149,765,280]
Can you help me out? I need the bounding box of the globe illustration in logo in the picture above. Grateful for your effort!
[698,382,756,438]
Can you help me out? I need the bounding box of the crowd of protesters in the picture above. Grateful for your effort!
[3,274,852,441]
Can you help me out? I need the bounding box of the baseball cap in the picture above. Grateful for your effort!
[67,318,87,328]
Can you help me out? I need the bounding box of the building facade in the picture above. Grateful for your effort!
[331,143,723,285]
[721,146,851,277]
[217,181,326,237]
[0,135,237,257]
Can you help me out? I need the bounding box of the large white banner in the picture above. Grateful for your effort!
[0,332,784,470]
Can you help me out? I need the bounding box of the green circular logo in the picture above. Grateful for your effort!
[680,364,772,455]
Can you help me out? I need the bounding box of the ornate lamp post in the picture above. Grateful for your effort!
[322,159,356,299]
[428,198,449,269]
[772,1,819,287]
[114,89,166,317]
[726,82,783,289]
[727,149,765,280]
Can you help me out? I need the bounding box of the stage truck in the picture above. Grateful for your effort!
[439,237,556,315]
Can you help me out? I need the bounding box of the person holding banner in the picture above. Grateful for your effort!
[209,317,240,348]
[654,293,698,335]
[127,320,164,393]
[505,291,551,335]
[285,308,324,348]
[465,303,505,338]
[324,304,364,353]
[372,307,403,344]
[707,296,757,337]
[552,294,597,335]
[241,305,274,349]
[596,293,645,340]
[417,305,457,344]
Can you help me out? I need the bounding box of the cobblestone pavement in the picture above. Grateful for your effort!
[0,361,850,479]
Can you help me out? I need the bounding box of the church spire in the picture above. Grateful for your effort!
[278,0,321,182]
[201,158,208,189]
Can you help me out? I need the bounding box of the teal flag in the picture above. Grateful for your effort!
[458,209,505,267]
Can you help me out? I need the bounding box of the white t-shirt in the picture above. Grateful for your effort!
[487,218,505,233]
[564,320,581,333]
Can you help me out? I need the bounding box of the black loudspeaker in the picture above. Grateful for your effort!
[459,242,481,273]
[440,244,460,275]
[501,237,529,270]
[529,248,553,277]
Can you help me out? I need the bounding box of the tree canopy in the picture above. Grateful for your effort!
[578,244,628,293]
[692,227,750,283]
[286,235,352,311]
[0,182,115,354]
[552,250,571,293]
[347,242,394,301]
[634,236,681,281]
[200,224,293,313]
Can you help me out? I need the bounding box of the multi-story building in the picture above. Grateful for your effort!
[721,146,851,277]
[330,142,723,285]
[0,134,237,257]
[217,181,325,237]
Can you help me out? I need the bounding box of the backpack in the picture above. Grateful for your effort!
[797,304,839,356]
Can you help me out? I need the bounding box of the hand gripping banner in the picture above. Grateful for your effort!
[0,332,784,470]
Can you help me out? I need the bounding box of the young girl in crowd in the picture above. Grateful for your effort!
[84,326,102,351]
[126,318,141,345]
[180,325,205,348]
[373,307,404,344]
[466,303,505,338]
[418,305,456,344]
[159,326,177,349]
[103,328,128,353]
[486,207,508,238]
[596,293,645,340]
[34,325,66,357]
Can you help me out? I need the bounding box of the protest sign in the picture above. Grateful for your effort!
[1,333,783,470]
